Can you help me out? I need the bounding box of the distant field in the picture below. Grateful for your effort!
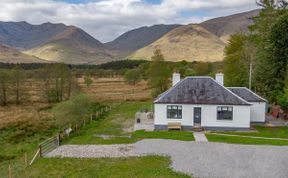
[6,77,151,103]
[78,77,151,102]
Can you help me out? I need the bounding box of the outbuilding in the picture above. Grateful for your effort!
[228,87,267,123]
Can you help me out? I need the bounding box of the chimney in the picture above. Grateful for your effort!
[215,72,224,86]
[172,72,181,86]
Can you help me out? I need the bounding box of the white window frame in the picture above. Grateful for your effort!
[167,105,182,119]
[217,106,233,120]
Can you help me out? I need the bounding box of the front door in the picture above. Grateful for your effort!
[194,107,201,125]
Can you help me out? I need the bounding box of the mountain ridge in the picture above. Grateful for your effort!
[0,9,260,64]
[105,24,182,57]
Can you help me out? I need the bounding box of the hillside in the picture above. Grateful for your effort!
[200,9,259,43]
[0,22,115,64]
[105,24,181,56]
[129,24,225,62]
[0,44,48,63]
[24,26,114,64]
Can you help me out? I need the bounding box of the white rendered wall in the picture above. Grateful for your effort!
[154,104,251,128]
[250,102,266,122]
[154,104,193,127]
[200,105,250,128]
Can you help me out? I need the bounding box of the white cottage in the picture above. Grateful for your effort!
[154,73,267,130]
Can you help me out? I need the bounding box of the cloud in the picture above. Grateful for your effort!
[0,0,258,42]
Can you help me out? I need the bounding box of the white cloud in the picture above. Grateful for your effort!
[0,0,258,42]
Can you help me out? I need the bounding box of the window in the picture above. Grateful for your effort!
[167,105,182,119]
[217,106,233,120]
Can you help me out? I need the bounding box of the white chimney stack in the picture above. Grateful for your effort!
[215,72,224,86]
[172,72,181,86]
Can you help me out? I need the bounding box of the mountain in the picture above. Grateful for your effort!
[129,24,226,62]
[105,24,181,56]
[200,9,260,43]
[0,44,48,63]
[0,22,114,64]
[24,26,114,64]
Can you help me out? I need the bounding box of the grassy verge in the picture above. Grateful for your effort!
[206,126,288,146]
[67,130,194,144]
[65,101,194,144]
[216,126,288,139]
[21,156,191,178]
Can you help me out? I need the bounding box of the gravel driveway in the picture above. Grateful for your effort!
[47,139,288,178]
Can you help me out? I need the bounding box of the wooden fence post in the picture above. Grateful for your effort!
[39,145,42,157]
[58,133,61,146]
[8,164,12,178]
[24,152,27,167]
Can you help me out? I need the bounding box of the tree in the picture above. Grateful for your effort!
[10,65,25,104]
[249,1,287,101]
[84,75,93,87]
[124,69,142,93]
[223,34,257,87]
[256,0,288,8]
[53,93,91,130]
[0,70,9,106]
[38,63,73,103]
[268,12,288,103]
[193,62,213,76]
[124,69,142,85]
[147,49,171,97]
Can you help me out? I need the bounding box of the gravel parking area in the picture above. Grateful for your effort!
[47,144,137,158]
[47,139,288,178]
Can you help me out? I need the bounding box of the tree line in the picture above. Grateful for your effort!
[0,64,77,106]
[123,49,223,97]
[223,0,288,109]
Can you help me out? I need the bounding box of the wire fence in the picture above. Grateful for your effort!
[0,152,32,178]
[0,104,115,177]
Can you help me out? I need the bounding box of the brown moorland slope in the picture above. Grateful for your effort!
[24,26,116,64]
[105,24,181,57]
[0,44,48,63]
[200,9,260,43]
[129,24,226,62]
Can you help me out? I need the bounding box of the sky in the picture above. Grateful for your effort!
[0,0,258,42]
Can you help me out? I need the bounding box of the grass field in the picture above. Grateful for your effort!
[66,102,194,144]
[0,105,57,177]
[1,77,151,104]
[206,126,288,146]
[79,77,151,102]
[21,156,190,178]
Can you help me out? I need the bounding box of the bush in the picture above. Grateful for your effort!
[53,93,91,129]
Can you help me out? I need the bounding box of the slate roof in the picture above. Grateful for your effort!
[227,87,266,102]
[154,77,250,105]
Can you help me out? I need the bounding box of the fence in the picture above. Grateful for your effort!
[1,106,115,177]
[90,106,112,121]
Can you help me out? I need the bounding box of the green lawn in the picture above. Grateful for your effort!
[67,130,194,144]
[21,156,191,178]
[206,126,288,146]
[216,126,288,139]
[65,102,194,144]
